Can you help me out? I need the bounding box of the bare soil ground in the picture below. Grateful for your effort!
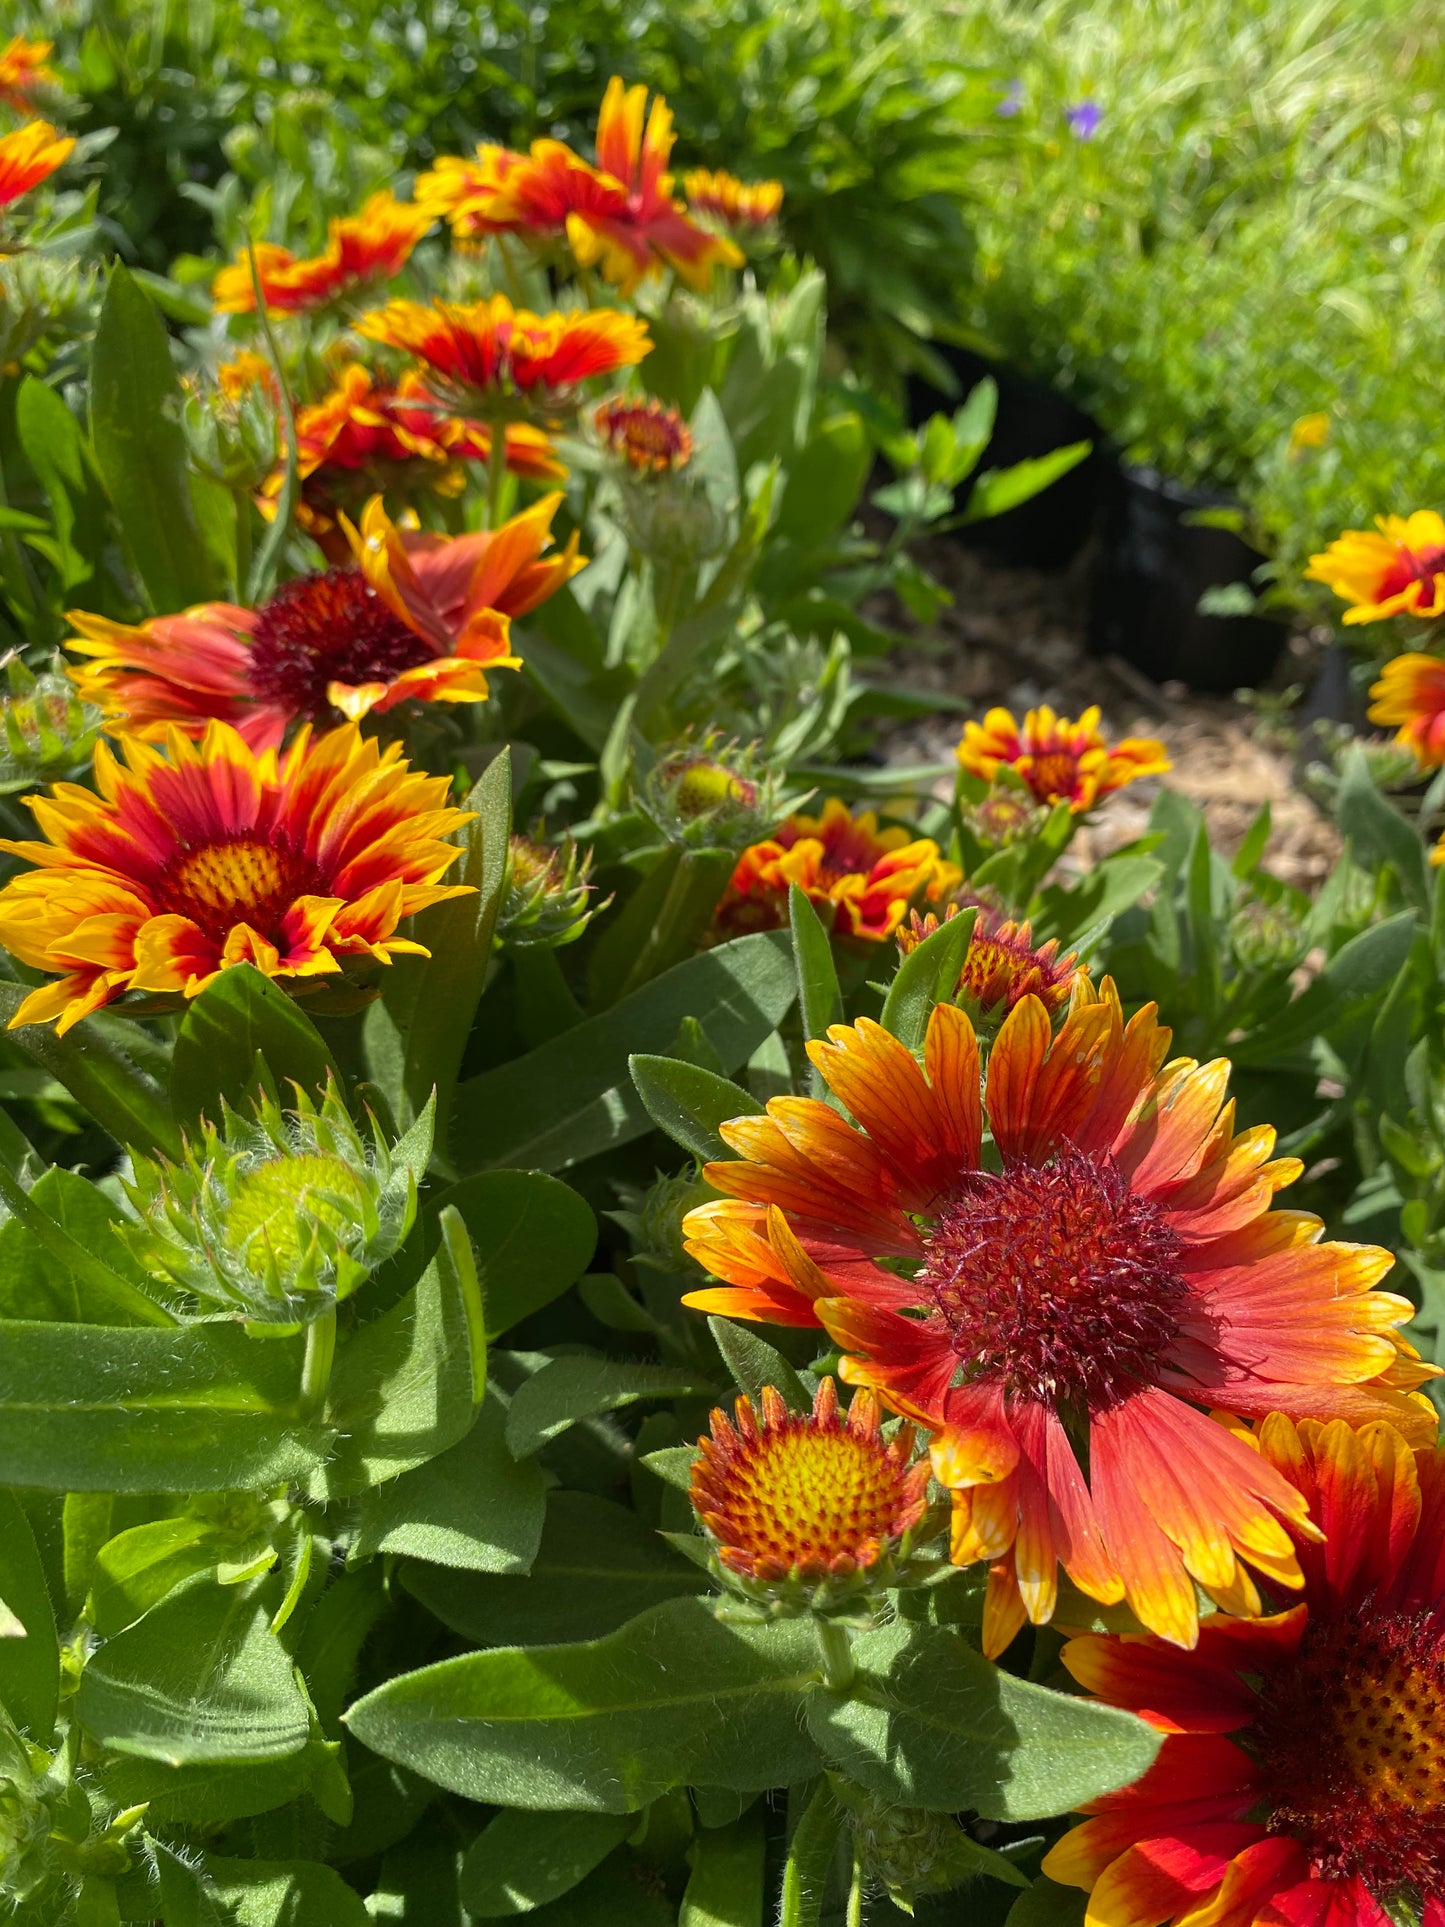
[871,535,1341,890]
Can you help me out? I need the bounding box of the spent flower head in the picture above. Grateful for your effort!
[0,656,102,795]
[125,1081,432,1329]
[496,833,600,949]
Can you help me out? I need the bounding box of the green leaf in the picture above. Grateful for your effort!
[680,1810,766,1927]
[76,1574,310,1765]
[194,1856,372,1927]
[1337,742,1430,909]
[401,1491,705,1648]
[1232,911,1418,1063]
[0,1166,172,1327]
[708,1317,810,1411]
[346,1596,822,1812]
[153,1840,229,1927]
[450,932,796,1174]
[311,1206,485,1500]
[629,1055,762,1164]
[960,443,1091,524]
[775,409,871,545]
[460,1808,635,1916]
[504,1356,712,1458]
[806,1621,1160,1819]
[384,750,512,1147]
[353,1387,546,1571]
[170,965,339,1135]
[1006,1878,1088,1927]
[0,1490,58,1741]
[88,266,223,611]
[0,1320,327,1491]
[0,987,179,1159]
[427,1170,597,1337]
[16,376,106,593]
[589,848,738,1007]
[789,885,843,1051]
[87,1513,257,1638]
[879,907,976,1050]
[97,1734,340,1828]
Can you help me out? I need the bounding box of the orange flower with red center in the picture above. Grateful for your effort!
[715,798,963,943]
[683,167,785,230]
[957,705,1170,813]
[356,295,650,410]
[594,396,693,472]
[0,37,57,114]
[1307,511,1445,624]
[1045,1415,1445,1927]
[0,120,74,211]
[66,493,581,744]
[898,904,1081,1016]
[211,191,432,315]
[681,981,1433,1656]
[0,722,472,1033]
[414,145,531,240]
[1367,652,1445,767]
[691,1378,932,1588]
[260,362,563,544]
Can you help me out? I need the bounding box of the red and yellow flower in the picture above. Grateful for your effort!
[897,904,1081,1016]
[418,80,741,294]
[594,395,693,472]
[715,798,963,943]
[957,705,1170,813]
[0,722,472,1033]
[0,119,74,212]
[1045,1414,1445,1927]
[684,167,785,230]
[66,493,581,744]
[0,36,57,114]
[681,981,1433,1656]
[1307,511,1445,625]
[1366,652,1445,768]
[211,191,432,315]
[356,294,650,409]
[259,361,563,547]
[691,1377,932,1587]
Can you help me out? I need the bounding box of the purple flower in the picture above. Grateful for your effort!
[997,80,1024,118]
[1066,99,1102,140]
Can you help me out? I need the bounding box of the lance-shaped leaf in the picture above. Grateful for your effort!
[170,965,339,1137]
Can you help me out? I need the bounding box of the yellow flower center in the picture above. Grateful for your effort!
[224,1152,370,1274]
[711,1427,906,1578]
[160,837,322,945]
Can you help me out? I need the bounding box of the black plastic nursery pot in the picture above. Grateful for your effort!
[1087,466,1285,693]
[905,344,1112,569]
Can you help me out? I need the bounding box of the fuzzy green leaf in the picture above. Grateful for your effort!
[0,1490,58,1742]
[427,1170,597,1337]
[170,965,339,1136]
[879,908,976,1050]
[629,1055,762,1164]
[460,1808,635,1916]
[504,1355,712,1458]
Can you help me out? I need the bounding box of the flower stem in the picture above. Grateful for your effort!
[486,417,510,530]
[815,1618,856,1693]
[846,1851,865,1927]
[299,1307,337,1416]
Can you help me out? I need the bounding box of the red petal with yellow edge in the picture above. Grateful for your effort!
[1043,1739,1261,1884]
[1085,1826,1260,1927]
[929,1379,1018,1487]
[1013,1400,1060,1624]
[1257,1874,1393,1927]
[1042,1403,1124,1604]
[820,1297,957,1424]
[1061,1610,1306,1734]
[808,1015,977,1201]
[1090,1407,1202,1649]
[11,971,115,1035]
[1175,1838,1308,1927]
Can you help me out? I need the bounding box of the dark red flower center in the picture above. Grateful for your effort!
[1023,749,1081,803]
[154,836,325,947]
[1379,542,1445,605]
[917,1146,1186,1413]
[1252,1604,1445,1894]
[249,569,434,721]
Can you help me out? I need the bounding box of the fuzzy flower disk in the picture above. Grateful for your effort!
[957,704,1169,813]
[691,1378,931,1584]
[1045,1415,1445,1927]
[1367,652,1445,768]
[0,120,74,211]
[0,721,473,1032]
[681,982,1434,1655]
[594,396,693,472]
[716,798,962,943]
[898,903,1082,1016]
[1307,511,1445,624]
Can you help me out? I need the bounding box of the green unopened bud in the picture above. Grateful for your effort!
[961,790,1048,851]
[1229,898,1302,971]
[124,1081,431,1330]
[0,656,103,794]
[0,1722,56,1907]
[639,734,795,852]
[831,1776,1017,1909]
[625,1169,714,1275]
[182,356,281,492]
[497,834,600,949]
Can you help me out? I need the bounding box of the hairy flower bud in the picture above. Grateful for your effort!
[124,1081,431,1329]
[639,735,793,852]
[496,834,600,948]
[0,655,102,793]
[182,353,281,491]
[0,1722,56,1907]
[832,1776,1020,1908]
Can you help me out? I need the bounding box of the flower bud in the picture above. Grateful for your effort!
[689,1378,940,1620]
[832,1777,1014,1909]
[1228,898,1302,972]
[182,353,281,491]
[639,735,790,852]
[496,834,600,949]
[624,1169,715,1275]
[0,1721,56,1907]
[897,901,1082,1022]
[960,790,1048,851]
[594,396,694,474]
[124,1081,430,1330]
[0,656,103,794]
